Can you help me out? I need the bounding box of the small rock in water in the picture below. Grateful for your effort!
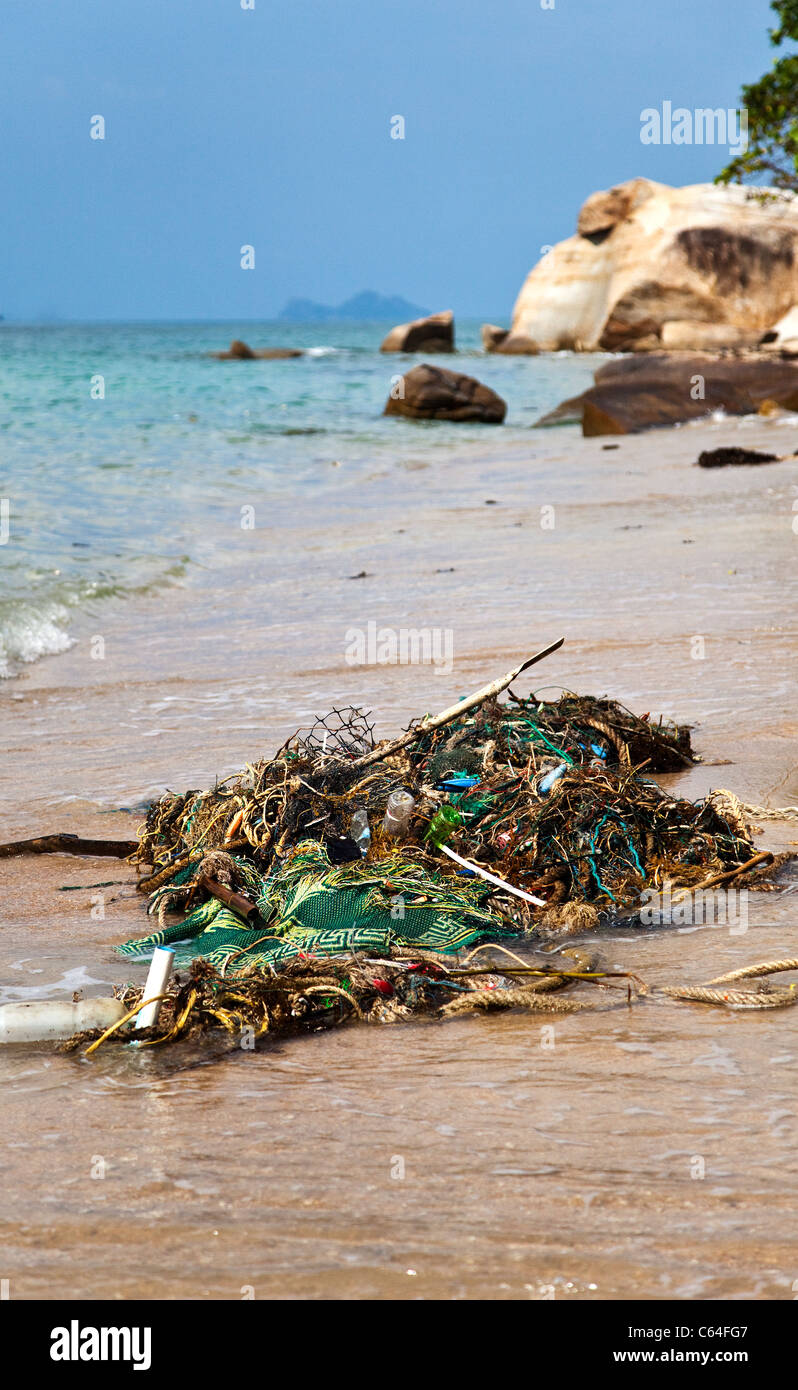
[380,310,454,354]
[383,363,507,424]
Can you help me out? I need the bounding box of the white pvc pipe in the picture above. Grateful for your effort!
[136,947,175,1029]
[438,843,547,906]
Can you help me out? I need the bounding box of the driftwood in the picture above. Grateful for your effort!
[0,833,138,860]
[352,638,565,769]
[199,875,259,921]
[671,850,774,903]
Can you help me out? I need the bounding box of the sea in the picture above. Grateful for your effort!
[0,319,599,679]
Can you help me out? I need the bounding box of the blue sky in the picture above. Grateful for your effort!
[0,0,779,321]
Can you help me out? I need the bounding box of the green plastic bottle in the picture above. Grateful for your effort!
[424,804,462,848]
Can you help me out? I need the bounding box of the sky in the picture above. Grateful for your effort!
[0,0,781,322]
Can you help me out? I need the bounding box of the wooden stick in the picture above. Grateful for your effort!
[351,638,565,769]
[0,833,138,860]
[200,875,259,921]
[671,850,774,903]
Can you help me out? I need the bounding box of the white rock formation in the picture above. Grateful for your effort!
[508,179,798,352]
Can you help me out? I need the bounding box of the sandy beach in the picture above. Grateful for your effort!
[2,409,796,1300]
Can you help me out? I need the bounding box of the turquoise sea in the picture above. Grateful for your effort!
[0,320,600,677]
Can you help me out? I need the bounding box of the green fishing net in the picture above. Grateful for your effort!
[116,839,516,975]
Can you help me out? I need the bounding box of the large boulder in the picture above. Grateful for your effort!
[576,177,655,239]
[660,320,761,351]
[226,338,255,359]
[380,310,454,353]
[538,353,798,435]
[510,180,798,352]
[493,333,540,355]
[384,364,506,422]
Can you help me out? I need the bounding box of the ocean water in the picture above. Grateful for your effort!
[0,320,601,677]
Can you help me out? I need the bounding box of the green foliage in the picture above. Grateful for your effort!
[717,0,798,190]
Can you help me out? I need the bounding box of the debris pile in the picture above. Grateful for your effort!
[62,944,634,1054]
[61,947,798,1057]
[118,648,760,977]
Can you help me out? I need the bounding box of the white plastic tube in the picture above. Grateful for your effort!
[136,947,175,1029]
[0,997,127,1045]
[438,843,547,906]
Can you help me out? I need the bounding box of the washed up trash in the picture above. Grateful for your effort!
[109,644,777,984]
[437,774,481,792]
[424,804,463,848]
[382,790,415,838]
[136,946,175,1030]
[5,643,794,1055]
[62,946,627,1054]
[350,806,371,857]
[0,997,127,1045]
[1,644,783,1002]
[117,838,516,972]
[538,762,569,796]
[60,949,798,1056]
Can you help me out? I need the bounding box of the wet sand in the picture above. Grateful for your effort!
[1,414,797,1299]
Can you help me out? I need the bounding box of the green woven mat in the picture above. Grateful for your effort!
[116,839,518,975]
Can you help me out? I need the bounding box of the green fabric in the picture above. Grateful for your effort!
[116,839,517,975]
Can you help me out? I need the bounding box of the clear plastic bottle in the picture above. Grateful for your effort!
[382,790,415,838]
[0,997,127,1045]
[350,806,371,856]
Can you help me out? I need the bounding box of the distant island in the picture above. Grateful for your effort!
[277,291,429,323]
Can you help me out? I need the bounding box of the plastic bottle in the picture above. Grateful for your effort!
[350,807,371,857]
[437,774,480,792]
[0,997,128,1045]
[424,804,462,848]
[538,762,569,796]
[382,790,415,838]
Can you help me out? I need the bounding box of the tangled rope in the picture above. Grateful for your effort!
[712,788,798,825]
[661,957,798,1010]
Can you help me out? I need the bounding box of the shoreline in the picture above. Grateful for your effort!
[2,411,797,1301]
[3,410,796,828]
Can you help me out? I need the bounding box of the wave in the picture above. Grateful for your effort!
[0,559,189,679]
[0,598,76,677]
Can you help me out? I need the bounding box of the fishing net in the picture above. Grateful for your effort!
[117,839,515,974]
[118,679,772,976]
